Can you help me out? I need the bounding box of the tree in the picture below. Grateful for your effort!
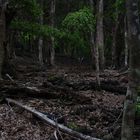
[62,7,95,60]
[0,1,7,79]
[124,16,128,67]
[96,0,104,70]
[121,0,140,139]
[111,0,125,69]
[89,0,100,85]
[0,0,42,78]
[112,1,119,68]
[48,0,56,66]
[38,0,44,65]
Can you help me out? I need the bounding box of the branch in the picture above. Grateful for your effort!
[5,98,102,140]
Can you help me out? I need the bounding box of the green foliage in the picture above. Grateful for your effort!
[115,0,125,13]
[59,8,95,58]
[57,31,90,57]
[11,20,64,38]
[105,0,125,21]
[62,7,95,33]
[9,0,42,18]
[136,97,140,116]
[67,122,79,130]
[112,0,125,20]
[136,104,140,116]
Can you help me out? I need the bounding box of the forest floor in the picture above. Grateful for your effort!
[0,56,139,140]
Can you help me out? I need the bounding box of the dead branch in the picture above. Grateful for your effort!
[0,84,58,99]
[5,98,102,140]
[0,80,92,104]
[6,74,14,82]
[114,71,128,77]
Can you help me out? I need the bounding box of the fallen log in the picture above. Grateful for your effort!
[0,83,92,104]
[45,80,127,95]
[5,98,102,140]
[0,85,59,99]
[46,76,127,95]
[42,82,92,104]
[0,79,126,103]
[71,81,127,95]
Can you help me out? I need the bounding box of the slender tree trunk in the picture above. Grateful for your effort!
[9,31,16,59]
[112,24,118,68]
[89,0,100,86]
[49,0,56,66]
[96,0,104,70]
[0,2,6,79]
[124,16,128,67]
[121,0,140,139]
[38,38,43,65]
[91,32,100,86]
[38,0,44,65]
[112,4,119,69]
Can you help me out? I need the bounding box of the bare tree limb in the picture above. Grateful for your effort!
[5,98,102,140]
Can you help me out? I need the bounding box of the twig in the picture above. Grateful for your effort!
[112,110,123,128]
[54,130,59,140]
[6,74,14,82]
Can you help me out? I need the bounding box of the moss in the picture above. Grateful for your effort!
[47,75,56,81]
[67,122,79,130]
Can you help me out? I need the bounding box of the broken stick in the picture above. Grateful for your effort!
[5,98,101,140]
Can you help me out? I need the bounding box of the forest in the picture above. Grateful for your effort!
[0,0,140,140]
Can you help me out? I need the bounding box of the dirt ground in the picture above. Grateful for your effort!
[0,57,139,140]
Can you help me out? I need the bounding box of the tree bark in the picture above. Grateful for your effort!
[112,3,119,69]
[9,31,16,59]
[38,0,44,65]
[121,0,140,139]
[96,0,104,70]
[124,16,128,67]
[49,0,56,66]
[89,0,100,86]
[0,2,6,79]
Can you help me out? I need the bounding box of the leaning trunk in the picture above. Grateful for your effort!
[121,0,140,139]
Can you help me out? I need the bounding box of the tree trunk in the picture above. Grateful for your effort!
[124,16,128,67]
[89,0,100,86]
[121,0,140,139]
[0,3,6,79]
[112,4,119,69]
[38,0,44,65]
[38,38,43,65]
[9,31,16,59]
[96,0,104,70]
[49,0,56,66]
